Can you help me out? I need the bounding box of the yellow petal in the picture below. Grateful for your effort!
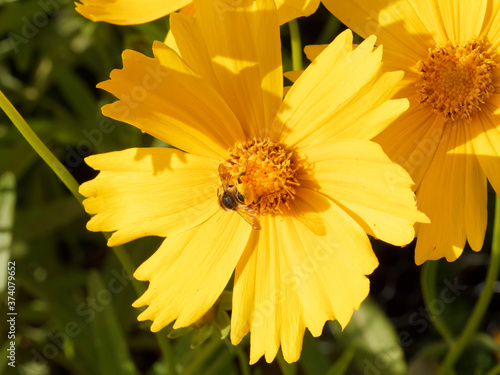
[75,0,191,25]
[133,210,252,329]
[414,124,471,264]
[164,31,179,55]
[97,41,245,158]
[465,124,487,251]
[303,44,328,62]
[163,3,197,54]
[231,216,290,364]
[482,0,500,50]
[275,0,320,24]
[170,13,221,93]
[276,30,408,148]
[298,139,428,246]
[307,43,413,78]
[231,188,378,364]
[179,2,196,15]
[283,43,335,85]
[284,42,351,87]
[382,50,422,92]
[283,70,303,84]
[373,96,445,189]
[289,188,379,328]
[471,102,500,195]
[79,148,220,246]
[322,0,436,58]
[437,0,487,43]
[405,0,448,44]
[193,0,283,138]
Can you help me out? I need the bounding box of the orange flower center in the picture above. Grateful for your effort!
[416,40,496,121]
[221,139,299,215]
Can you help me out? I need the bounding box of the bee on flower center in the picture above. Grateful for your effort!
[217,163,262,230]
[218,139,301,228]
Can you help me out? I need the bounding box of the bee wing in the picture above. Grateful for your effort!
[236,205,262,230]
[218,164,232,190]
[219,164,231,190]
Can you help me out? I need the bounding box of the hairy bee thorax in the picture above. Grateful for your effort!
[221,139,299,215]
[417,39,496,122]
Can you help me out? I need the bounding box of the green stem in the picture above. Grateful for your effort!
[421,260,454,344]
[277,350,297,375]
[0,90,83,204]
[1,90,177,374]
[155,332,177,375]
[234,345,251,375]
[183,336,222,375]
[288,19,303,71]
[316,15,341,45]
[438,195,500,374]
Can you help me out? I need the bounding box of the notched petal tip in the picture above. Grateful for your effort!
[132,293,147,308]
[78,179,96,197]
[364,34,378,48]
[136,308,152,323]
[336,28,354,45]
[152,39,169,55]
[106,232,126,247]
[82,154,105,169]
[354,33,380,62]
[414,240,463,265]
[395,96,410,113]
[81,196,99,215]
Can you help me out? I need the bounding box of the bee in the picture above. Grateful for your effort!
[217,164,262,230]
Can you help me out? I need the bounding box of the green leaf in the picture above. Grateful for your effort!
[214,309,230,340]
[218,291,232,311]
[204,346,236,375]
[407,357,441,375]
[167,327,193,339]
[51,61,98,125]
[88,270,137,375]
[190,325,214,349]
[0,1,45,40]
[0,133,38,176]
[325,345,356,375]
[330,297,407,375]
[469,332,500,353]
[299,331,330,375]
[15,196,83,239]
[0,172,16,294]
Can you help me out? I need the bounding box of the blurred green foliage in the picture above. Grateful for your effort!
[0,0,499,374]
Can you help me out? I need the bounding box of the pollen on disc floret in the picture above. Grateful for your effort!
[221,139,300,215]
[417,39,497,122]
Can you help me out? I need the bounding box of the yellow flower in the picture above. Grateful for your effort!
[323,0,500,264]
[80,0,427,364]
[75,0,319,25]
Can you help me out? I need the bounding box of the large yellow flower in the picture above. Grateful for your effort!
[75,0,319,25]
[323,0,500,264]
[80,0,427,363]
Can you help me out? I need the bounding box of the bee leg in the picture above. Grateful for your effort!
[237,171,246,184]
[237,160,249,184]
